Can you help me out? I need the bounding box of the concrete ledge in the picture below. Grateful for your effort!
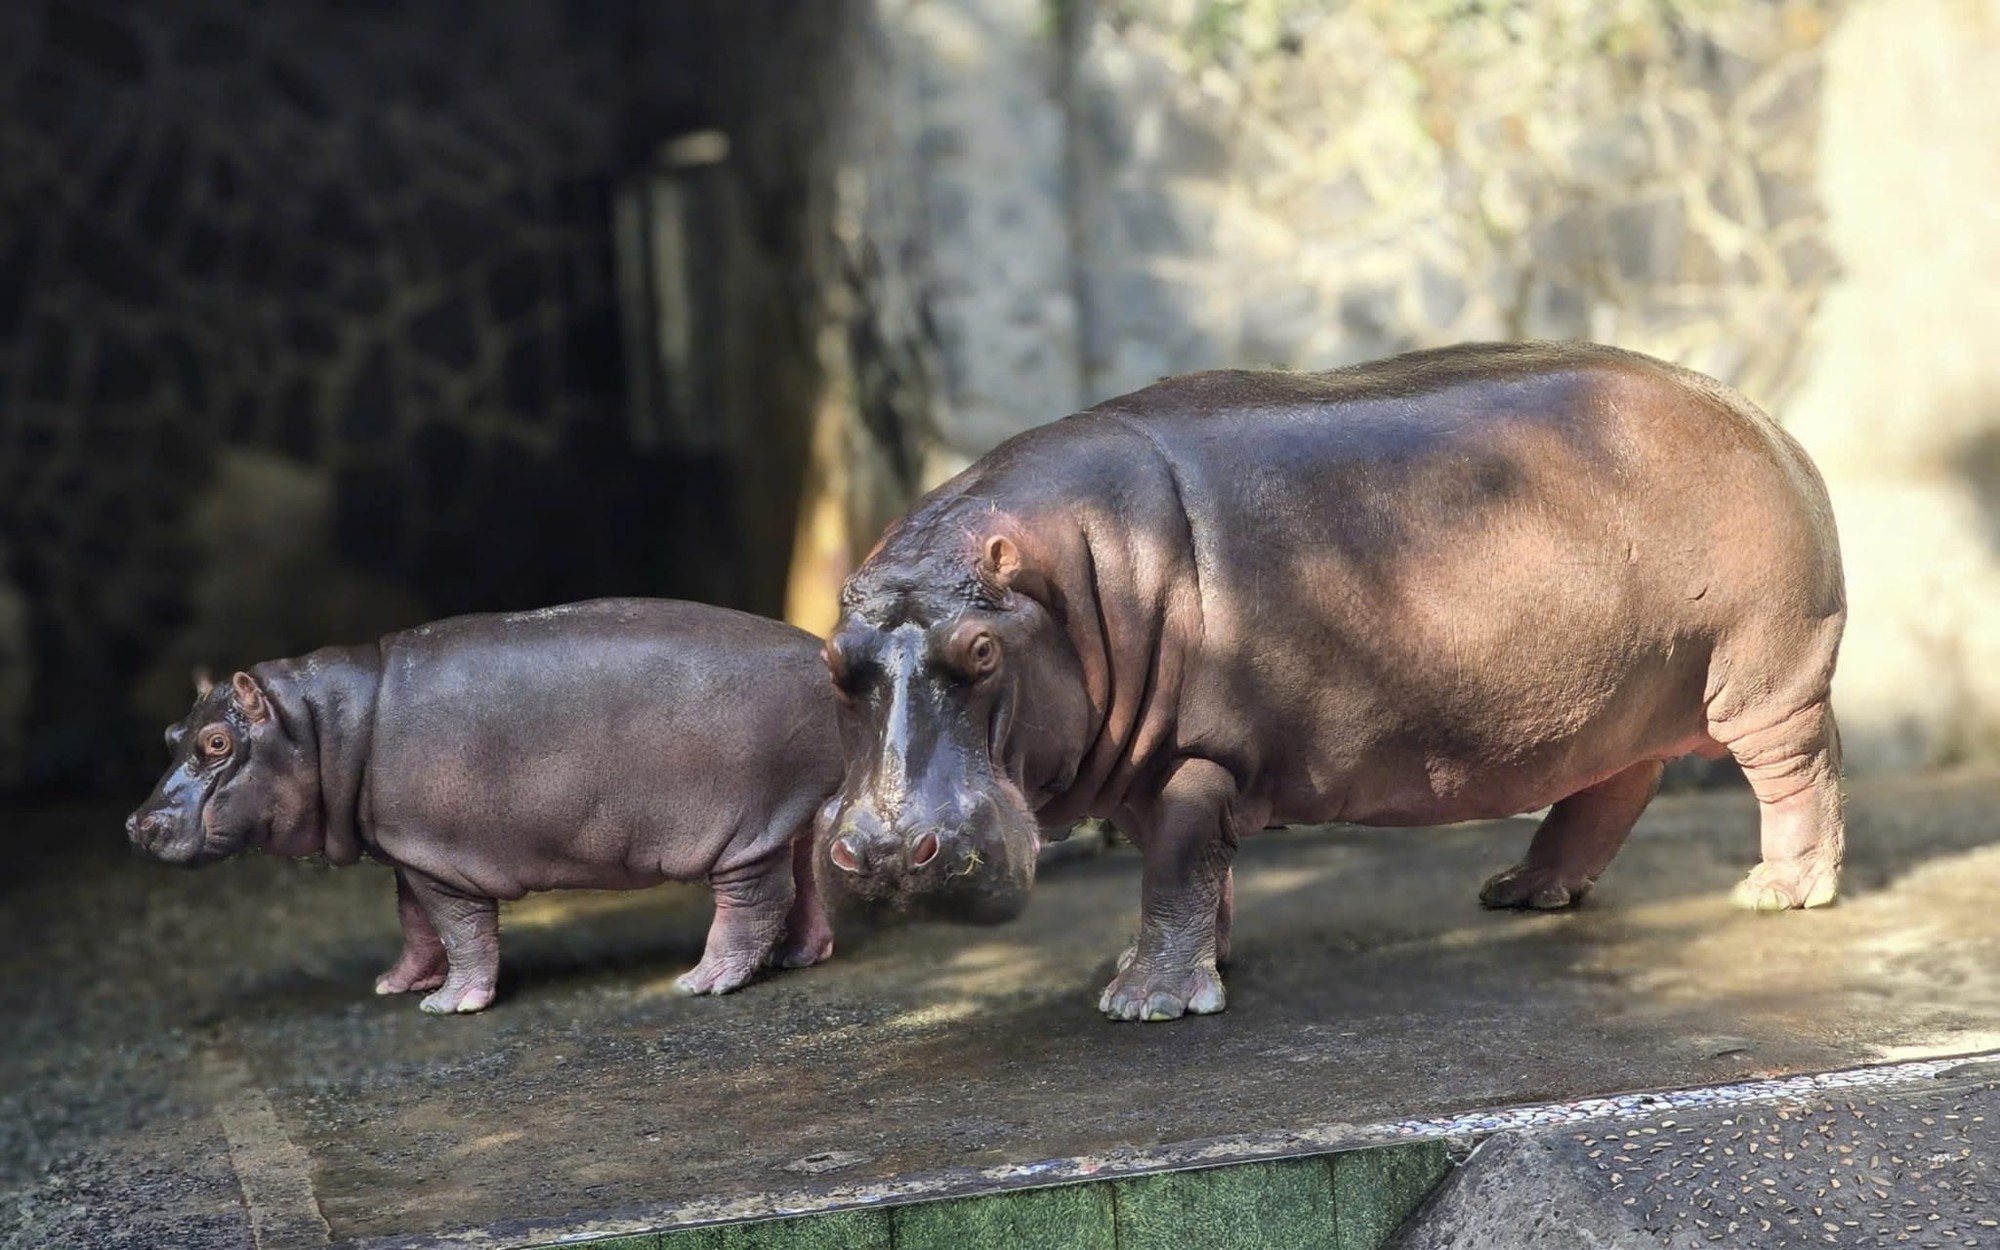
[557,1055,2000,1250]
[563,1140,1449,1250]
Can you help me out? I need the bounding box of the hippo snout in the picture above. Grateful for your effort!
[827,806,942,877]
[125,803,212,865]
[126,809,166,851]
[819,789,1039,925]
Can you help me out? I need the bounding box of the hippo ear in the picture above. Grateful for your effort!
[230,671,269,725]
[980,534,1023,588]
[191,666,214,698]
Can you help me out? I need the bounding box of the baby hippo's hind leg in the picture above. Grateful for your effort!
[1481,760,1665,910]
[375,870,451,995]
[398,870,502,1014]
[676,844,796,996]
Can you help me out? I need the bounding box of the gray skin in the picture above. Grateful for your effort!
[127,599,843,1013]
[819,342,1846,1022]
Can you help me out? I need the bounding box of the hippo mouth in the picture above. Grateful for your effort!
[127,812,223,865]
[818,780,1042,925]
[126,781,236,866]
[824,841,1037,925]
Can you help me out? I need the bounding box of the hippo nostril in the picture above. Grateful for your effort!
[911,832,940,868]
[830,836,863,873]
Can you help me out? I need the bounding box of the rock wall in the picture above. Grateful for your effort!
[859,0,1841,474]
[1069,0,1835,406]
[0,0,842,793]
[0,0,648,788]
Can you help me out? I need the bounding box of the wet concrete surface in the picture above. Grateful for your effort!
[7,770,2000,1248]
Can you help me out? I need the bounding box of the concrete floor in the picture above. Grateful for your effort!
[7,771,2000,1249]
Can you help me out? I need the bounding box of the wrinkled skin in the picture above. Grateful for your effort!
[128,600,844,1013]
[821,342,1847,1022]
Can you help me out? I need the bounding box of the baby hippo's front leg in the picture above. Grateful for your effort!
[375,870,451,996]
[676,840,815,996]
[397,869,501,1014]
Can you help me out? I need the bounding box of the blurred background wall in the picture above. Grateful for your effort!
[1,0,1996,799]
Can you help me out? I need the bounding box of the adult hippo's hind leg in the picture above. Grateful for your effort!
[1724,699,1844,911]
[375,870,451,995]
[1100,758,1239,1022]
[1480,759,1665,910]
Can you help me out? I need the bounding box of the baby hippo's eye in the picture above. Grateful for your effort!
[199,727,233,760]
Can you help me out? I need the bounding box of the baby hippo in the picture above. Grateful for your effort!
[126,599,843,1013]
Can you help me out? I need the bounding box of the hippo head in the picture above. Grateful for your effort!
[819,519,1092,922]
[126,670,322,865]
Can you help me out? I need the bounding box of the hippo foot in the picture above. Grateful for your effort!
[419,976,496,1014]
[674,953,764,996]
[773,925,834,970]
[1731,860,1838,912]
[374,953,450,996]
[1479,864,1590,910]
[1098,961,1226,1022]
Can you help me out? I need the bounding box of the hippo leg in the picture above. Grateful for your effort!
[1100,758,1237,1022]
[398,871,502,1014]
[374,870,451,995]
[1480,759,1665,910]
[774,833,835,970]
[1123,866,1234,972]
[677,845,794,995]
[1725,701,1844,911]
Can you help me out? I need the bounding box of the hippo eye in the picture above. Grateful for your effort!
[199,727,233,761]
[964,631,1001,679]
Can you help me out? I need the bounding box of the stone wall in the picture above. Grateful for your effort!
[0,0,635,789]
[1070,0,1835,405]
[0,0,838,793]
[859,0,1837,456]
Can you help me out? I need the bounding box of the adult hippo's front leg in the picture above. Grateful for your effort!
[1100,759,1240,1022]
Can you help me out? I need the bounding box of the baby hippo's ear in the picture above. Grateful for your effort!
[192,666,214,698]
[230,671,269,725]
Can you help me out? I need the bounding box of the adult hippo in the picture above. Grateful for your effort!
[817,341,1845,1022]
